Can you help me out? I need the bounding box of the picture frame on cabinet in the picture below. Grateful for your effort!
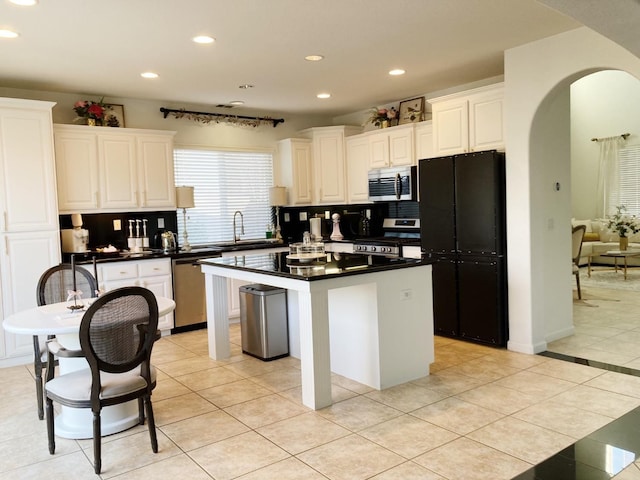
[398,97,424,125]
[105,104,125,128]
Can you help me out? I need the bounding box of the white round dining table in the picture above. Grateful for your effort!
[3,296,176,439]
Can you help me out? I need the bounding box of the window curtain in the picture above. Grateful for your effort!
[596,136,626,218]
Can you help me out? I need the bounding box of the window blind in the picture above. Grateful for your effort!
[614,145,640,216]
[174,148,274,245]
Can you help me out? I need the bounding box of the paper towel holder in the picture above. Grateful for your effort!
[310,216,322,242]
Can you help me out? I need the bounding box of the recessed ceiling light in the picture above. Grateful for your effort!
[238,84,254,89]
[140,72,159,79]
[317,93,331,99]
[305,54,324,62]
[0,29,19,38]
[229,100,244,106]
[9,0,37,5]
[193,35,215,44]
[389,69,406,76]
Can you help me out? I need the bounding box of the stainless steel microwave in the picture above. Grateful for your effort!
[368,165,417,201]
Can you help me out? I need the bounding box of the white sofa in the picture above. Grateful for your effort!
[572,218,640,266]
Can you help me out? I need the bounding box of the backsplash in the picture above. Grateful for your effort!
[59,211,178,251]
[59,201,419,251]
[277,201,419,243]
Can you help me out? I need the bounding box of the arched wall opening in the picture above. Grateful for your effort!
[504,27,640,354]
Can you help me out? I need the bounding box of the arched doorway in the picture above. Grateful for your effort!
[543,70,640,367]
[503,27,640,355]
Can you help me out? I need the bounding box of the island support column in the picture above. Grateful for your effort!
[204,273,230,359]
[297,286,332,410]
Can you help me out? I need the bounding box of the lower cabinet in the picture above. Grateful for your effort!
[96,258,174,331]
[0,230,61,360]
[228,277,250,319]
[221,247,288,318]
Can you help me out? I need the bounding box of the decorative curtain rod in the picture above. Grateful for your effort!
[159,107,284,128]
[591,133,630,142]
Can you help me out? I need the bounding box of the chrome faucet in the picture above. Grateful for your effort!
[233,210,244,242]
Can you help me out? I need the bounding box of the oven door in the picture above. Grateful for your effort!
[368,166,417,201]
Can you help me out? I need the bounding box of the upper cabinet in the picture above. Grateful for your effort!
[430,83,504,156]
[300,126,362,205]
[0,99,59,232]
[54,124,176,213]
[275,138,313,205]
[345,135,370,203]
[415,121,435,160]
[369,123,415,168]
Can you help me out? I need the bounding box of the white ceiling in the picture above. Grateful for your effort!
[0,0,582,117]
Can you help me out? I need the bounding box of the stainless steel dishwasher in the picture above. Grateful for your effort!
[172,254,219,331]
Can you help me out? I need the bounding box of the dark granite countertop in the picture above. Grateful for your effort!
[64,240,287,264]
[200,251,429,281]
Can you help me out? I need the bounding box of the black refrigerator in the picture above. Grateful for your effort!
[419,150,508,346]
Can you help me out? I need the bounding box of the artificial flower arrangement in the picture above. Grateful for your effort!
[367,106,397,128]
[73,98,120,126]
[606,205,640,237]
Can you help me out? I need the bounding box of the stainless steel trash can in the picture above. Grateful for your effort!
[239,284,289,361]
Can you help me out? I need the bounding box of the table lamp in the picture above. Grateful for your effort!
[269,186,287,242]
[176,186,195,252]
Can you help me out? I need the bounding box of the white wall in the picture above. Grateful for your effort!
[0,86,334,151]
[504,27,640,354]
[333,75,504,132]
[571,70,640,219]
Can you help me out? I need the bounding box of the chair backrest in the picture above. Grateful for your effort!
[79,287,159,405]
[37,263,98,306]
[572,225,586,265]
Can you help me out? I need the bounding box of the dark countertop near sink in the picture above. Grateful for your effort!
[64,240,287,265]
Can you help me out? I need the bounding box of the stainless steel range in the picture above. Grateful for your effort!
[354,218,420,257]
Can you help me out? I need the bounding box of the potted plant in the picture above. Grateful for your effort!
[73,98,115,126]
[366,107,398,128]
[606,205,640,250]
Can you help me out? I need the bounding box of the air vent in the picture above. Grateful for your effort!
[215,104,235,109]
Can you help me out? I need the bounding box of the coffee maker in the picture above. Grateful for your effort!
[61,213,89,253]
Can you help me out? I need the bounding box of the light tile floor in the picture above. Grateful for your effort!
[2,322,640,479]
[549,270,640,368]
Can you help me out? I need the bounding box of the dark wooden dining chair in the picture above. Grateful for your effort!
[34,263,97,420]
[572,225,586,299]
[44,286,159,474]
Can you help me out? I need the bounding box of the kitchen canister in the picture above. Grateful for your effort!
[310,217,322,241]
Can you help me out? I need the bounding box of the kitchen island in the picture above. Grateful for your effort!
[200,252,434,410]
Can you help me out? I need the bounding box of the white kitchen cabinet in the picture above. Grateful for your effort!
[300,126,362,205]
[0,98,61,363]
[54,129,100,210]
[227,277,249,319]
[137,135,176,208]
[430,83,504,156]
[415,121,435,160]
[369,123,415,168]
[1,231,61,359]
[0,101,59,232]
[99,133,138,209]
[54,125,176,213]
[220,246,287,318]
[275,138,313,205]
[345,135,371,203]
[98,258,174,331]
